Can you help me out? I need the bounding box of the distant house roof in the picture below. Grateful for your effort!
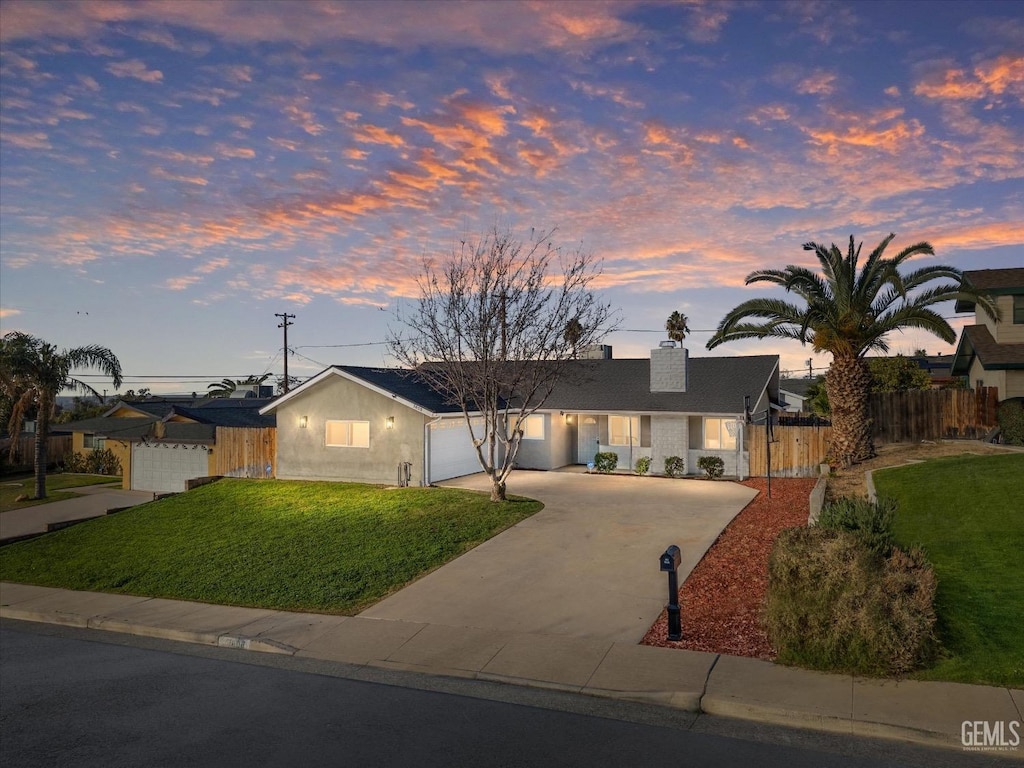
[60,398,275,442]
[955,268,1024,312]
[951,325,1024,375]
[779,378,816,398]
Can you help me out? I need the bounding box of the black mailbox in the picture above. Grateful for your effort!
[659,544,683,641]
[660,545,681,572]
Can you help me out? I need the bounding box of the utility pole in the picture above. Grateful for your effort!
[807,358,814,379]
[275,312,295,393]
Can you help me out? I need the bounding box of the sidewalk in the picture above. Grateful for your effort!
[2,582,1021,755]
[0,485,153,542]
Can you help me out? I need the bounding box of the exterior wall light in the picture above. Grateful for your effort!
[386,416,395,430]
[298,416,308,428]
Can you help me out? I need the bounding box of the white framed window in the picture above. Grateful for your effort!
[704,417,738,450]
[326,420,370,448]
[519,414,545,440]
[83,434,105,450]
[609,415,639,447]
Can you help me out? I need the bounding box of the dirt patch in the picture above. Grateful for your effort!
[825,440,1011,500]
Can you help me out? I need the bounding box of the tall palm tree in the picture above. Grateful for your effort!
[666,311,690,342]
[706,234,998,467]
[1,332,123,498]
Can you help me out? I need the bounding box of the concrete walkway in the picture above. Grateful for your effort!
[2,581,1021,754]
[360,471,757,643]
[0,485,153,542]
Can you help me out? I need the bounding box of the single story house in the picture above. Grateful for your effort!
[60,397,276,493]
[261,344,780,486]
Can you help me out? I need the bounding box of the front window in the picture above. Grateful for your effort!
[1014,295,1024,325]
[519,414,545,440]
[704,417,738,450]
[325,420,370,448]
[608,415,639,446]
[83,434,105,450]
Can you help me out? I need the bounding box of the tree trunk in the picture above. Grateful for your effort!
[33,397,50,500]
[490,477,507,502]
[825,355,873,468]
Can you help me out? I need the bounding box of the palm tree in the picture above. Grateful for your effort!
[666,311,690,342]
[706,234,998,467]
[207,373,271,398]
[1,332,122,499]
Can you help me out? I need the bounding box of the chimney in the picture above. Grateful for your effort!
[650,341,688,393]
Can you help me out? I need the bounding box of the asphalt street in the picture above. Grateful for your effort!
[0,622,1003,768]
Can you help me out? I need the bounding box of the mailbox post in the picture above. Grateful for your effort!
[660,545,682,641]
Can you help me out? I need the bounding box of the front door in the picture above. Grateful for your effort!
[577,416,600,464]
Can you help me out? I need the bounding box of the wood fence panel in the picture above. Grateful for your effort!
[213,427,276,479]
[0,435,73,467]
[748,424,831,477]
[870,387,998,444]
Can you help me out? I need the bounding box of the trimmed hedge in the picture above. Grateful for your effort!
[997,399,1024,446]
[697,455,724,479]
[594,452,618,473]
[765,525,938,676]
[634,456,651,475]
[664,456,685,477]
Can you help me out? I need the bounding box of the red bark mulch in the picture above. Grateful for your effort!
[641,477,817,660]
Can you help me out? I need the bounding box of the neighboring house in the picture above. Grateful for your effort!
[60,397,276,493]
[261,344,780,485]
[779,378,816,412]
[952,268,1024,400]
[908,354,955,389]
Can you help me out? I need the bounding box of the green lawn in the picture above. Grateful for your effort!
[873,452,1024,687]
[0,473,120,512]
[0,478,541,614]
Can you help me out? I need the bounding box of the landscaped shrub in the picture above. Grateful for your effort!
[997,399,1024,446]
[663,456,685,477]
[634,456,651,475]
[594,452,618,473]
[765,525,938,677]
[63,449,122,476]
[697,455,724,479]
[816,496,896,556]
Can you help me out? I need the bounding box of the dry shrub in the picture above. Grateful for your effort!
[765,526,938,676]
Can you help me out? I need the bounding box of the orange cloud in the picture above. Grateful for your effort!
[354,124,405,147]
[106,59,163,83]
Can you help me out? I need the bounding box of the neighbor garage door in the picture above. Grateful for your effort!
[429,418,483,482]
[131,443,210,494]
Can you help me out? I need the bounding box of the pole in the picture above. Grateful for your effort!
[275,312,295,393]
[765,408,772,499]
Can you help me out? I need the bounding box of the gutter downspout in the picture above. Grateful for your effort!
[423,414,443,486]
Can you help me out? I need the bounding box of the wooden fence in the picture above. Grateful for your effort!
[213,427,276,479]
[747,387,1000,476]
[870,386,999,444]
[748,424,831,478]
[0,434,73,469]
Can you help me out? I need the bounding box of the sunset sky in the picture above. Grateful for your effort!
[1,0,1021,396]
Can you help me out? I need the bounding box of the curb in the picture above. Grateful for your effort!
[0,602,990,753]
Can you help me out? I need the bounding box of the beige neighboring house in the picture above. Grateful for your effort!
[261,345,781,486]
[952,268,1024,400]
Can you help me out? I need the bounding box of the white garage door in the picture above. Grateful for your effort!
[429,418,483,482]
[131,443,210,494]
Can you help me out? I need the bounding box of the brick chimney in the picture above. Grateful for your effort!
[650,341,688,393]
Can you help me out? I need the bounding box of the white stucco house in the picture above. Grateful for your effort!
[260,344,780,486]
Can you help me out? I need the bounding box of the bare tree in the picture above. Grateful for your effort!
[389,227,618,501]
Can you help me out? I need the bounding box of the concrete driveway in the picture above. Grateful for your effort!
[0,485,153,542]
[359,470,757,644]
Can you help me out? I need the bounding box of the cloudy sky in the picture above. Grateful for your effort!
[1,0,1021,396]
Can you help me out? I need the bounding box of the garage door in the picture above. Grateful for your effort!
[429,418,483,482]
[131,443,210,493]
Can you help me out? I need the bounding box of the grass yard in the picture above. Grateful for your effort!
[0,478,542,614]
[0,473,120,512]
[873,452,1024,687]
